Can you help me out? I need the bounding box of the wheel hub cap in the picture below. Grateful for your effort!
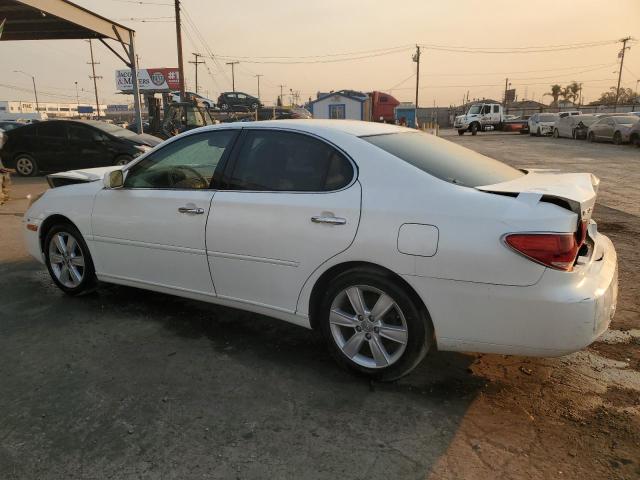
[329,285,408,369]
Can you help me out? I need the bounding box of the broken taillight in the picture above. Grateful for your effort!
[505,233,580,271]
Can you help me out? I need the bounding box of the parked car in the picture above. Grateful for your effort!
[217,91,262,111]
[22,120,617,380]
[624,120,640,147]
[553,114,599,139]
[171,91,217,109]
[1,120,162,177]
[587,115,639,144]
[558,111,581,118]
[528,113,559,136]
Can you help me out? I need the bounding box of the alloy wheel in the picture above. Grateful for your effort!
[16,157,34,176]
[48,232,85,288]
[329,285,408,369]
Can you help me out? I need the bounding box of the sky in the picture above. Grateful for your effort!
[1,0,639,107]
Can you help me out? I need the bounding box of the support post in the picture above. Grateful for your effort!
[129,31,143,134]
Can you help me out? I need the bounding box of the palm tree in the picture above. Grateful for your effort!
[544,84,562,106]
[561,82,580,105]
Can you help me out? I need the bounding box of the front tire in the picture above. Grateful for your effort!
[318,268,432,381]
[553,128,559,138]
[457,129,465,136]
[14,154,38,177]
[470,123,478,135]
[114,155,132,166]
[536,127,541,136]
[44,223,96,296]
[588,131,595,142]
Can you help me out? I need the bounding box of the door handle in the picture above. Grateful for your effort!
[178,206,205,214]
[311,215,346,225]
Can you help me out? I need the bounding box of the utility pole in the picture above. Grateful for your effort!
[503,77,509,109]
[13,70,39,113]
[87,39,102,119]
[74,81,79,110]
[278,84,286,106]
[189,53,204,94]
[226,61,239,92]
[174,0,186,101]
[412,45,421,111]
[615,36,632,108]
[255,74,263,99]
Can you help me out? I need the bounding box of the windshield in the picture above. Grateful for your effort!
[467,105,482,115]
[613,116,639,124]
[80,120,138,139]
[361,131,524,188]
[538,114,558,122]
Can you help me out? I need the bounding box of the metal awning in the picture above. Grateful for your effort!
[0,0,143,132]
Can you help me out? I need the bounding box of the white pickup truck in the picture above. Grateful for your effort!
[454,103,506,135]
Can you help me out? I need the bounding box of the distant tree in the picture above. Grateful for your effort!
[544,84,562,106]
[561,82,581,104]
[589,87,638,105]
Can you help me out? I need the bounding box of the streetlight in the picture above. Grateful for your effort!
[13,70,39,113]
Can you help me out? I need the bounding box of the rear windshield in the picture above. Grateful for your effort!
[577,116,599,126]
[361,131,524,187]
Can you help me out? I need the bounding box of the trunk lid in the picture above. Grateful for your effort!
[476,171,599,226]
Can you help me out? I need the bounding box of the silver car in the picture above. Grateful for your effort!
[587,115,639,144]
[553,114,600,139]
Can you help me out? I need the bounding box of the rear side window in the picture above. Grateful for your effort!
[226,130,353,192]
[362,131,523,187]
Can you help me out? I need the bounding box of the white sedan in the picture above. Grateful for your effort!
[23,120,618,380]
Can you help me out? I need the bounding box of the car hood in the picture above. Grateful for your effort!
[119,132,162,147]
[47,166,120,184]
[477,171,599,223]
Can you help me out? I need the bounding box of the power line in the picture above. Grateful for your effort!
[109,0,172,5]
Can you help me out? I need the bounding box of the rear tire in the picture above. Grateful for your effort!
[14,154,38,177]
[553,128,559,138]
[318,268,433,381]
[220,103,229,111]
[613,131,622,145]
[536,127,541,137]
[44,223,97,296]
[588,131,595,143]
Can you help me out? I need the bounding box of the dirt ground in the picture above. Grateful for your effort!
[0,131,639,480]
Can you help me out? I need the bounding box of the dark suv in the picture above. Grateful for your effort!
[217,92,262,111]
[1,120,161,176]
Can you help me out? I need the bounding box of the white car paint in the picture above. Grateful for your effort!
[528,113,559,136]
[23,120,618,360]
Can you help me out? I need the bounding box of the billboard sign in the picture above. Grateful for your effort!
[116,68,180,92]
[107,104,129,112]
[78,105,94,114]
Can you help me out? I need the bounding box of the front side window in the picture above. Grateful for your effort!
[124,130,236,189]
[493,105,500,113]
[226,130,353,192]
[37,122,66,138]
[329,104,346,119]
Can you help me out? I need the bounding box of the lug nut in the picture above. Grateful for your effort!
[373,327,379,333]
[357,315,363,320]
[365,333,372,340]
[355,326,362,332]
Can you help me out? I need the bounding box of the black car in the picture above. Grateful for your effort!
[217,91,262,111]
[1,120,162,176]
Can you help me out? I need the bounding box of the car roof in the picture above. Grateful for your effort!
[202,119,406,137]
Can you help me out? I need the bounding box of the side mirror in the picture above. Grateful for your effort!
[103,169,124,189]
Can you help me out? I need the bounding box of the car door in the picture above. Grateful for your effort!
[598,118,614,140]
[67,123,114,168]
[206,128,361,313]
[34,122,69,172]
[90,128,238,294]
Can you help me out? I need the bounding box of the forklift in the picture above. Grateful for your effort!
[145,93,215,140]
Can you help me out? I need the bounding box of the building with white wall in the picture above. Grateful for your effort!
[0,100,108,119]
[308,90,369,120]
